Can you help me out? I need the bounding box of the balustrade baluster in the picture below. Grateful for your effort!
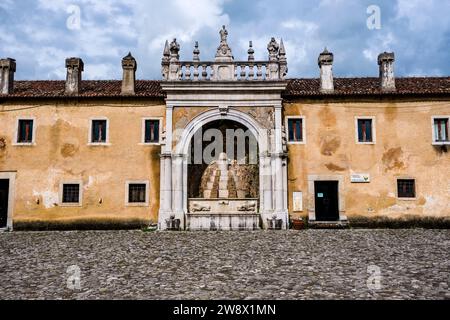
[248,64,254,80]
[185,64,191,80]
[257,64,263,80]
[240,64,246,80]
[193,64,199,81]
[202,64,207,80]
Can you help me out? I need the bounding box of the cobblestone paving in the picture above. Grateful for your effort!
[0,229,449,300]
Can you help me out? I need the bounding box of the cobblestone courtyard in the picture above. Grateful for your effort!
[0,229,449,300]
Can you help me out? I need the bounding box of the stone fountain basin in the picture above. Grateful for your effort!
[188,198,258,214]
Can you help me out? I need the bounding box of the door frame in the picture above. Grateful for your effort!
[0,172,16,231]
[307,175,347,222]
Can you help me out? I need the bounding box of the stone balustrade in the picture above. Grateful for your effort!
[171,61,282,81]
[161,26,287,82]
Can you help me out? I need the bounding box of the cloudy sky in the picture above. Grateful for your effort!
[0,0,449,80]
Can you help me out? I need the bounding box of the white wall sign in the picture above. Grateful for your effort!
[351,173,370,183]
[293,192,303,211]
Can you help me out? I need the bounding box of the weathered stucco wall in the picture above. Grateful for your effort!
[1,98,449,229]
[284,100,450,221]
[0,99,165,228]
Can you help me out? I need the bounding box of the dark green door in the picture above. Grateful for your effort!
[314,181,339,221]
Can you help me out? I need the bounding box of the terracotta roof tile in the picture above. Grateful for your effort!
[1,77,449,99]
[5,80,164,98]
[284,77,450,97]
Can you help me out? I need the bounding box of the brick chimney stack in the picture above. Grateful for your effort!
[378,52,395,91]
[65,57,84,95]
[121,52,137,95]
[0,58,16,94]
[318,48,334,93]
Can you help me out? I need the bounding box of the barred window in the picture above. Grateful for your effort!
[62,184,80,203]
[288,118,303,142]
[17,119,34,143]
[91,120,107,143]
[128,184,147,203]
[357,119,373,142]
[144,120,160,143]
[397,179,415,198]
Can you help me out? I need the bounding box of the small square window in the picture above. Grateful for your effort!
[433,118,449,142]
[397,179,415,198]
[17,119,34,143]
[62,184,80,204]
[357,119,373,143]
[144,120,160,143]
[287,118,303,142]
[91,120,107,143]
[128,184,147,203]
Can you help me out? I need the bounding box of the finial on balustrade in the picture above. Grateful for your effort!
[161,40,170,80]
[248,41,255,61]
[162,40,170,62]
[278,38,288,79]
[193,41,200,61]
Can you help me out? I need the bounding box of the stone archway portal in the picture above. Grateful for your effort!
[158,107,289,231]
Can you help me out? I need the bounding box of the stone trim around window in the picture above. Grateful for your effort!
[125,180,150,207]
[431,115,450,146]
[140,117,163,145]
[88,117,111,146]
[13,117,37,146]
[285,116,306,145]
[354,116,376,145]
[59,180,83,207]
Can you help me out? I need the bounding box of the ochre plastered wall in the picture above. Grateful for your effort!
[284,100,450,220]
[0,99,165,226]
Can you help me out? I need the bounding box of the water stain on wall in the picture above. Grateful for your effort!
[60,143,78,158]
[382,147,405,171]
[325,163,346,171]
[384,104,398,122]
[318,106,336,128]
[320,134,341,156]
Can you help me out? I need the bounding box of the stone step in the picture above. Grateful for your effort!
[218,190,229,198]
[203,190,212,198]
[218,181,228,189]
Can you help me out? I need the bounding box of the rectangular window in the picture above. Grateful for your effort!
[144,119,160,143]
[397,179,415,198]
[357,119,373,143]
[17,119,34,143]
[434,118,449,142]
[288,118,303,142]
[62,184,81,204]
[91,120,107,143]
[128,183,147,203]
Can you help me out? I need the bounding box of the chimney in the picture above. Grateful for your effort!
[0,58,16,94]
[65,57,84,95]
[318,48,334,93]
[121,52,137,95]
[378,52,395,91]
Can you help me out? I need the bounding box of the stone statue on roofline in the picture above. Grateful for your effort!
[220,25,228,43]
[215,25,233,61]
[169,38,180,61]
[267,37,280,61]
